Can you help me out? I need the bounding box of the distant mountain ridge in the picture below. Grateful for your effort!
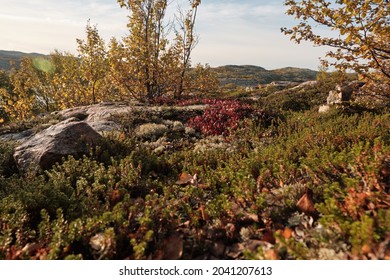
[213,65,318,87]
[0,50,317,86]
[0,50,46,71]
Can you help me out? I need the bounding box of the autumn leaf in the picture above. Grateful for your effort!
[261,229,276,244]
[109,189,121,205]
[198,203,209,220]
[176,173,198,185]
[283,0,390,83]
[282,227,293,239]
[175,173,193,185]
[229,202,259,224]
[210,240,226,258]
[154,233,183,260]
[264,249,279,260]
[296,188,316,214]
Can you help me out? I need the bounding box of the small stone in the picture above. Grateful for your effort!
[318,105,331,113]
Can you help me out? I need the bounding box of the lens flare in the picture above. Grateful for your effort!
[32,57,55,73]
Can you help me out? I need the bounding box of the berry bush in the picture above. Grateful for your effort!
[187,99,257,136]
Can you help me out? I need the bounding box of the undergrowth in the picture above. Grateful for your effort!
[0,95,389,260]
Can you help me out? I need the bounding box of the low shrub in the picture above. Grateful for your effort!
[0,97,389,260]
[187,99,261,136]
[0,141,18,177]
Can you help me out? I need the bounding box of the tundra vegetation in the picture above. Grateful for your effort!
[0,0,389,259]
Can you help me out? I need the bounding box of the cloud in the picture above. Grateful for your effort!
[0,0,328,69]
[0,0,128,28]
[186,0,329,69]
[0,0,128,53]
[198,1,284,21]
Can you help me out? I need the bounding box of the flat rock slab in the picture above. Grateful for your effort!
[57,103,207,133]
[58,103,132,133]
[0,129,34,143]
[14,118,103,173]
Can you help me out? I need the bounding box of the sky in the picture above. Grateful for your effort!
[0,0,331,70]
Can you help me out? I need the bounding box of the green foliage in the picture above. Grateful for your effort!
[0,141,17,177]
[0,1,389,260]
[260,84,325,112]
[1,81,389,260]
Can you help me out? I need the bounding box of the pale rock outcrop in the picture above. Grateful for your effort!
[58,102,133,133]
[327,81,365,105]
[319,81,365,113]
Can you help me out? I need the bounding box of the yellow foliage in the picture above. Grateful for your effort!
[283,0,390,87]
[1,0,205,122]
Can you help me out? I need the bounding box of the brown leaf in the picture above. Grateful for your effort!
[242,212,259,224]
[199,203,209,220]
[230,202,259,224]
[176,173,198,186]
[109,189,121,205]
[225,223,236,239]
[261,230,276,244]
[155,234,183,260]
[261,188,270,194]
[264,249,279,260]
[296,189,315,214]
[210,240,226,258]
[175,173,194,185]
[247,240,264,251]
[282,227,293,239]
[22,243,41,256]
[226,243,244,259]
[361,244,372,255]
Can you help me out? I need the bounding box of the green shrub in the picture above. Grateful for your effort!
[0,141,18,177]
[0,100,388,259]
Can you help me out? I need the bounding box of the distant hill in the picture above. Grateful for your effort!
[0,50,317,86]
[212,65,318,87]
[0,50,45,71]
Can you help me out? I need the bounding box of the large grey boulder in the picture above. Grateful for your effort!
[13,118,103,173]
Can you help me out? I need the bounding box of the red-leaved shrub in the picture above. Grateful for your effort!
[187,99,255,136]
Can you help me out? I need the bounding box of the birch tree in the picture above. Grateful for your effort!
[282,0,390,84]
